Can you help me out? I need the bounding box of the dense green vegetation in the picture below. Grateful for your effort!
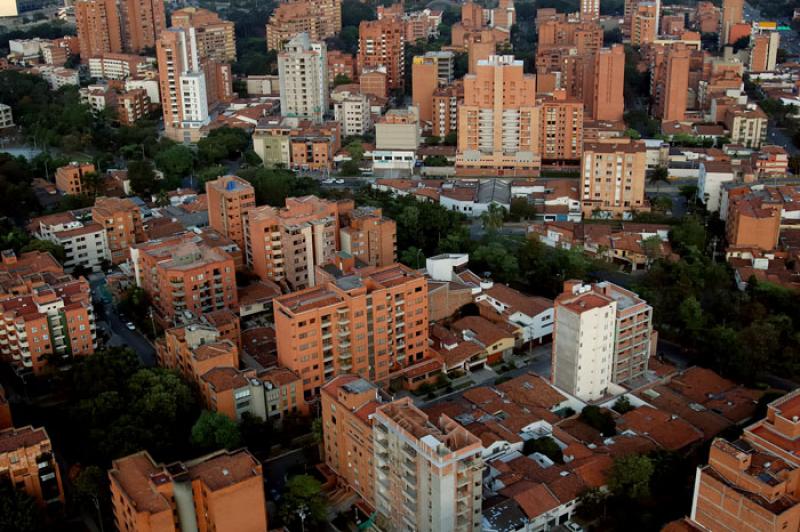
[0,20,74,51]
[636,216,800,384]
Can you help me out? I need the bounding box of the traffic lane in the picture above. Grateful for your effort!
[104,303,156,366]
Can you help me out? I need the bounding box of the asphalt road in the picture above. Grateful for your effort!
[88,274,156,367]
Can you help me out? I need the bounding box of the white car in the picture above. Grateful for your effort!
[126,322,136,331]
[565,522,585,532]
[335,179,345,184]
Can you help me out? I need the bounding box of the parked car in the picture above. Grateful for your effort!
[126,322,136,331]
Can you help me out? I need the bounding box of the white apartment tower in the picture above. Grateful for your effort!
[157,27,210,142]
[372,398,483,532]
[332,90,372,136]
[278,33,329,124]
[552,281,617,401]
[553,280,654,400]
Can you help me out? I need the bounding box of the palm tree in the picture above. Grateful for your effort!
[648,166,669,194]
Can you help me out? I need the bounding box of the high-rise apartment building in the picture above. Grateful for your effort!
[206,175,257,252]
[75,0,165,58]
[411,51,455,123]
[244,196,340,290]
[538,90,584,163]
[265,0,342,51]
[75,0,123,59]
[339,206,397,268]
[358,18,406,91]
[332,90,372,136]
[157,28,211,143]
[171,7,237,63]
[749,31,780,73]
[321,375,386,505]
[130,232,238,326]
[631,1,658,46]
[109,449,267,532]
[688,390,800,531]
[552,280,653,400]
[580,140,648,218]
[91,196,145,264]
[721,0,744,46]
[412,56,439,124]
[273,263,429,399]
[432,81,463,138]
[589,45,625,122]
[552,282,616,401]
[581,0,599,20]
[372,398,483,531]
[0,426,64,507]
[0,250,97,375]
[119,0,166,54]
[278,33,329,124]
[456,55,540,177]
[651,43,690,121]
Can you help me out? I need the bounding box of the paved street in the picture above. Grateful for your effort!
[88,273,156,366]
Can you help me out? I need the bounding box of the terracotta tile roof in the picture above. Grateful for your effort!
[667,367,737,403]
[508,482,561,519]
[0,425,50,453]
[200,366,249,392]
[484,283,553,317]
[547,472,587,504]
[496,373,567,411]
[434,340,485,369]
[257,367,300,387]
[556,417,604,445]
[452,315,513,348]
[186,449,261,491]
[109,452,171,514]
[570,453,613,488]
[620,406,703,451]
[402,358,443,379]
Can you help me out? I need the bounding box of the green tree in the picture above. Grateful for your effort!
[509,197,537,222]
[648,166,669,193]
[443,130,458,146]
[579,406,616,436]
[128,159,158,195]
[480,203,507,232]
[20,239,66,263]
[0,484,43,532]
[425,135,441,145]
[333,74,353,86]
[154,144,194,179]
[612,396,634,414]
[471,242,519,283]
[608,454,654,499]
[400,246,425,269]
[339,159,361,176]
[280,475,328,528]
[197,127,251,165]
[522,436,564,463]
[670,216,706,254]
[191,411,243,451]
[69,349,198,464]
